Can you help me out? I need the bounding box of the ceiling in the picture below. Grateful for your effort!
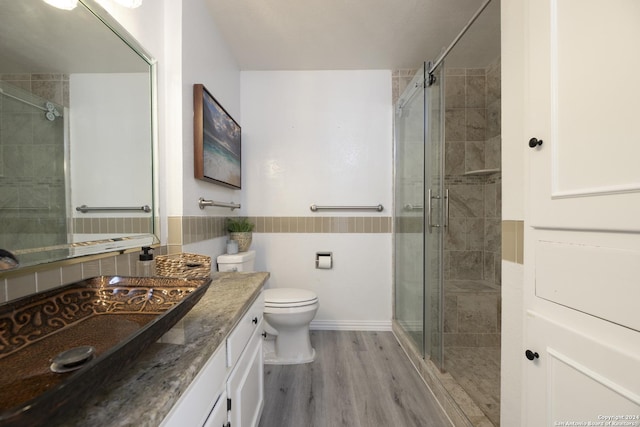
[205,0,501,71]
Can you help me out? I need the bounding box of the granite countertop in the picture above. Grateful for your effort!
[56,271,269,427]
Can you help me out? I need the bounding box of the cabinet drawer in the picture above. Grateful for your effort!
[227,292,264,368]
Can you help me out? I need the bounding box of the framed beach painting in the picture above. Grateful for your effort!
[193,84,241,189]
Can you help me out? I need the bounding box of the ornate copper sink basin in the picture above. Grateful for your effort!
[0,275,211,426]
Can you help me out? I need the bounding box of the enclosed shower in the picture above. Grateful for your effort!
[0,79,67,252]
[393,0,501,425]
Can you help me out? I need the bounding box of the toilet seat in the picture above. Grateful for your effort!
[264,288,318,308]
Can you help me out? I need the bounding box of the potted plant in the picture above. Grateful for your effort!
[226,217,255,252]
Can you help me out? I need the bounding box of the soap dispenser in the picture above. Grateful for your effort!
[137,246,155,277]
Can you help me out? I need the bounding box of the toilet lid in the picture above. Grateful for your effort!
[264,288,318,307]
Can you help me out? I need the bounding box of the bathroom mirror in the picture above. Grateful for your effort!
[0,0,157,269]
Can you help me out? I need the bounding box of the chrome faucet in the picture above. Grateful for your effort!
[0,249,19,271]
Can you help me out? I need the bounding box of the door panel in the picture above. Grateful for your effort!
[394,65,426,353]
[528,0,640,232]
[534,239,640,332]
[525,312,640,426]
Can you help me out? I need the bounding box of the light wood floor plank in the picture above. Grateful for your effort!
[259,331,452,427]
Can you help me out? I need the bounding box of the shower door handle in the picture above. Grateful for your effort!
[427,189,434,233]
[444,189,449,229]
[427,189,441,233]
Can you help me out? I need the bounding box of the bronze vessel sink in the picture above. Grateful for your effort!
[0,275,211,426]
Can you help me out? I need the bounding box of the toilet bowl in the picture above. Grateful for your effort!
[215,250,320,365]
[263,287,319,365]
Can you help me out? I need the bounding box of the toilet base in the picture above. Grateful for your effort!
[262,334,316,365]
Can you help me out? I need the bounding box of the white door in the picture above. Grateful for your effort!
[528,0,640,232]
[524,0,640,424]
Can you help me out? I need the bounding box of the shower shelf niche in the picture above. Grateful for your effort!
[463,168,501,176]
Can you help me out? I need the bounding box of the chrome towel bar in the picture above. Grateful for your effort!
[198,198,241,211]
[76,205,151,213]
[310,204,384,212]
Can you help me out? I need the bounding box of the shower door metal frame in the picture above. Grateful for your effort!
[423,61,445,369]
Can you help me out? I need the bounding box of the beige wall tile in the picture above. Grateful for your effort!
[516,220,524,264]
[502,220,523,264]
[168,216,182,245]
[36,269,62,292]
[82,260,101,278]
[61,263,83,285]
[265,216,273,233]
[115,253,132,275]
[100,257,117,276]
[6,273,37,301]
[502,220,517,263]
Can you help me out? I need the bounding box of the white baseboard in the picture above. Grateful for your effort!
[310,320,392,331]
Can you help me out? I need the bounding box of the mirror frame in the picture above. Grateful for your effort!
[1,0,159,273]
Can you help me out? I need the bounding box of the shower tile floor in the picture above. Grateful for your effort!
[444,347,501,426]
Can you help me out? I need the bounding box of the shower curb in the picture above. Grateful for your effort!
[392,321,494,427]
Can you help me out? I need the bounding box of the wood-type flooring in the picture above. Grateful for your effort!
[258,331,452,427]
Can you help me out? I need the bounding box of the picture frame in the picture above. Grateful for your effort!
[193,84,241,189]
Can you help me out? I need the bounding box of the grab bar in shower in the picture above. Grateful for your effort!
[75,205,151,213]
[310,204,384,212]
[198,198,241,211]
[403,204,424,211]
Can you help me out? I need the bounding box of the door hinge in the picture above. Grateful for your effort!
[227,397,232,411]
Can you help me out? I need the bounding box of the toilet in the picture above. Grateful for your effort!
[216,250,319,365]
[216,250,257,272]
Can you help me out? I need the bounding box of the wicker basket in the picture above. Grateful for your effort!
[155,253,211,279]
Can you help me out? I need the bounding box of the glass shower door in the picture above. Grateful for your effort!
[394,66,426,352]
[394,63,444,363]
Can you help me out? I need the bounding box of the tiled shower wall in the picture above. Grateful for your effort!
[444,59,501,286]
[444,58,501,349]
[0,76,67,251]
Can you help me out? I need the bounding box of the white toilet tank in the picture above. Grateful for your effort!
[217,250,256,272]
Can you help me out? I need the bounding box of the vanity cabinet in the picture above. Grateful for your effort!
[162,292,264,427]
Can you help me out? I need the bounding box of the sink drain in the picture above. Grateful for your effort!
[50,346,96,373]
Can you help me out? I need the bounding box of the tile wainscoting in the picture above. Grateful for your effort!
[168,215,392,247]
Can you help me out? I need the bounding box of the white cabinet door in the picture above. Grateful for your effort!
[527,0,640,232]
[160,347,228,427]
[523,0,640,423]
[203,391,229,427]
[525,311,640,426]
[227,323,264,427]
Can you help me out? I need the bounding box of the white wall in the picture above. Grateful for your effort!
[181,0,241,219]
[241,70,393,329]
[69,73,151,216]
[103,0,241,264]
